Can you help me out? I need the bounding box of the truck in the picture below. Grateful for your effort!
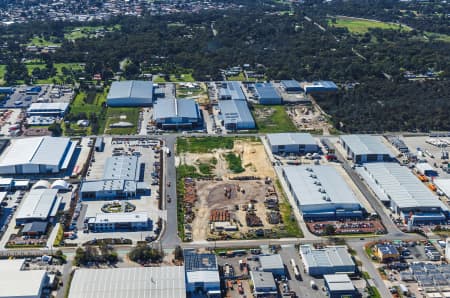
[310,280,318,290]
[166,147,171,157]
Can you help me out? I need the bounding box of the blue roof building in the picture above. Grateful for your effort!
[254,83,282,105]
[0,87,14,94]
[153,98,202,129]
[184,250,221,296]
[303,81,338,94]
[107,81,154,107]
[219,81,246,101]
[281,80,303,93]
[218,99,255,131]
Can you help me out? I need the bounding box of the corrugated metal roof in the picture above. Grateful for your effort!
[282,165,362,210]
[364,162,447,210]
[300,245,355,270]
[184,250,218,272]
[186,271,220,284]
[0,136,73,167]
[89,212,148,224]
[16,189,58,221]
[340,134,393,157]
[281,80,302,89]
[69,266,186,298]
[267,133,316,146]
[219,81,246,100]
[250,271,276,289]
[107,80,153,100]
[104,156,139,181]
[0,259,47,298]
[153,98,200,120]
[259,254,284,271]
[218,99,255,127]
[254,83,282,100]
[27,102,69,112]
[324,274,355,292]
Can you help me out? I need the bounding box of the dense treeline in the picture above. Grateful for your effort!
[315,79,450,133]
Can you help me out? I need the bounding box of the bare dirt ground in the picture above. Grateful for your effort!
[180,139,275,179]
[286,104,333,134]
[192,180,275,241]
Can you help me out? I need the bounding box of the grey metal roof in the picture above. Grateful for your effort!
[89,212,148,224]
[340,134,393,157]
[324,274,355,292]
[107,80,153,100]
[153,98,200,120]
[0,259,47,298]
[218,99,255,127]
[281,80,302,90]
[81,179,137,193]
[282,165,362,210]
[250,271,276,289]
[219,81,246,100]
[364,162,447,210]
[0,136,73,167]
[259,254,284,271]
[27,102,69,113]
[68,266,186,298]
[267,133,316,146]
[22,221,48,233]
[254,83,282,100]
[16,189,59,221]
[300,245,355,270]
[104,156,139,180]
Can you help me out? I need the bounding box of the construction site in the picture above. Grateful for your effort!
[177,137,301,241]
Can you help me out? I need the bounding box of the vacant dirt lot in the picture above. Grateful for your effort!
[191,180,277,241]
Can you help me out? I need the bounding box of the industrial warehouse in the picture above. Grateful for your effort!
[253,82,282,105]
[340,134,393,163]
[15,188,60,225]
[184,250,221,296]
[280,80,303,93]
[359,162,449,224]
[217,99,255,130]
[26,102,69,117]
[299,245,356,276]
[302,80,338,93]
[80,155,149,200]
[106,80,154,107]
[153,97,202,129]
[218,81,246,101]
[282,165,364,220]
[267,132,319,154]
[68,266,186,298]
[0,136,77,175]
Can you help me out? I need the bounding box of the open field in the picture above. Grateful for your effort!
[64,25,121,40]
[328,16,411,34]
[27,36,61,47]
[104,107,140,135]
[175,82,209,104]
[252,104,298,133]
[177,136,234,153]
[70,90,106,115]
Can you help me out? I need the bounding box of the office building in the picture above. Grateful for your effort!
[87,212,150,232]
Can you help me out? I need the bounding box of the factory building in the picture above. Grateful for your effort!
[0,137,77,175]
[218,99,255,131]
[87,212,151,232]
[218,81,246,101]
[299,245,356,276]
[254,83,282,105]
[106,80,154,107]
[360,162,448,224]
[250,271,277,297]
[340,135,393,164]
[153,98,202,129]
[80,155,149,200]
[302,81,338,94]
[282,165,364,220]
[0,259,49,298]
[281,80,303,93]
[15,188,60,225]
[259,254,285,276]
[68,266,186,298]
[26,102,69,117]
[184,250,221,297]
[267,133,319,154]
[324,274,358,298]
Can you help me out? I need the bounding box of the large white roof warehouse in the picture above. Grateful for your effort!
[340,134,393,163]
[0,136,76,174]
[282,165,363,220]
[68,266,186,298]
[107,80,154,107]
[15,188,60,225]
[360,162,448,224]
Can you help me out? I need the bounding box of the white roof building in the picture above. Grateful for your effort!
[0,137,76,174]
[16,188,60,224]
[107,80,154,107]
[68,266,185,298]
[267,133,318,154]
[0,259,48,298]
[27,102,69,117]
[282,165,363,219]
[299,245,355,276]
[340,134,393,163]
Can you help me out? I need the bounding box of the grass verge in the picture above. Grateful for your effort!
[177,137,234,153]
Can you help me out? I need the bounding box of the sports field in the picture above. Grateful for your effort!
[329,17,411,34]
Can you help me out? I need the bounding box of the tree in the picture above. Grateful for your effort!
[174,245,184,261]
[128,244,163,264]
[324,224,336,236]
[48,122,63,136]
